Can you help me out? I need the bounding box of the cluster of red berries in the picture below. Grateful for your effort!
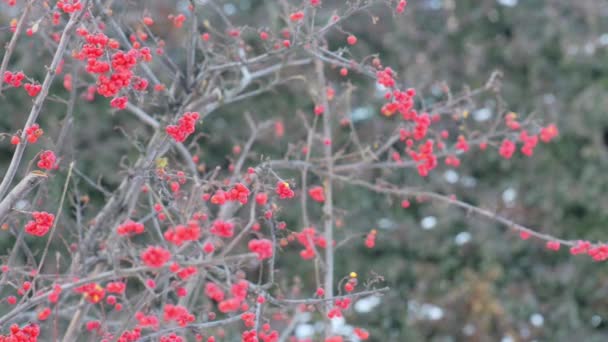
[519,131,539,156]
[37,150,56,170]
[376,67,395,88]
[354,328,370,340]
[141,246,172,268]
[569,240,608,262]
[73,28,152,108]
[160,333,184,342]
[113,327,142,342]
[23,123,44,144]
[344,278,357,292]
[375,57,555,178]
[57,0,83,13]
[505,112,521,130]
[396,0,408,14]
[210,219,235,238]
[455,135,469,152]
[257,328,279,342]
[408,139,437,177]
[3,71,43,97]
[3,71,25,87]
[106,281,126,294]
[255,192,268,206]
[85,320,101,332]
[135,311,159,330]
[498,123,558,160]
[308,186,325,202]
[243,328,279,342]
[242,312,256,328]
[314,104,325,115]
[211,183,251,205]
[172,265,197,280]
[153,203,167,221]
[110,96,128,109]
[51,12,61,26]
[242,330,257,342]
[164,221,201,246]
[248,238,273,260]
[48,284,62,303]
[75,283,106,304]
[17,281,32,297]
[328,297,351,319]
[218,280,249,313]
[163,304,195,327]
[275,181,295,199]
[347,35,357,45]
[289,11,305,22]
[499,139,516,159]
[168,14,186,28]
[202,241,215,254]
[23,83,41,97]
[444,155,461,167]
[0,323,40,342]
[132,76,149,91]
[545,240,561,251]
[166,112,200,142]
[540,124,558,142]
[205,282,225,302]
[520,235,608,262]
[365,229,377,248]
[296,227,327,260]
[116,220,145,236]
[24,211,54,236]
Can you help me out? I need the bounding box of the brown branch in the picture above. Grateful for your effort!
[0,0,32,93]
[0,171,46,222]
[0,2,88,200]
[313,37,335,338]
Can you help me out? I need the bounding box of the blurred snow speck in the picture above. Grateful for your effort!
[15,200,28,210]
[502,187,517,204]
[463,324,476,336]
[223,3,237,15]
[454,231,471,245]
[377,218,396,230]
[530,313,544,327]
[295,324,314,338]
[461,175,477,188]
[354,295,382,313]
[375,83,388,98]
[409,301,444,320]
[543,93,556,105]
[473,107,492,121]
[444,170,459,184]
[350,107,373,123]
[591,315,602,327]
[423,0,443,10]
[421,216,437,230]
[497,0,518,7]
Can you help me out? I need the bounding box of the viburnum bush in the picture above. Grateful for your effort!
[0,0,581,341]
